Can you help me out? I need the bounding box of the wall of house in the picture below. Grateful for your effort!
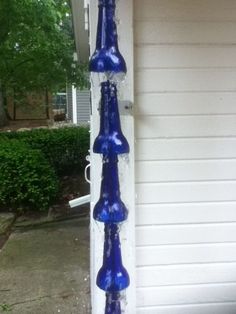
[66,86,90,124]
[7,92,50,120]
[76,89,90,124]
[134,0,236,313]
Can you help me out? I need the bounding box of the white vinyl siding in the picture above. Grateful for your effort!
[134,0,236,313]
[67,86,90,124]
[76,89,90,124]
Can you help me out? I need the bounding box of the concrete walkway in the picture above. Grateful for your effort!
[0,218,90,314]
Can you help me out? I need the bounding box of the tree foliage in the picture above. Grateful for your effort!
[0,0,88,93]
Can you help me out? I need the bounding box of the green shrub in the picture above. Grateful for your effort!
[0,127,90,175]
[0,140,59,212]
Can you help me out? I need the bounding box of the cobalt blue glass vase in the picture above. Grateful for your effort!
[97,224,130,292]
[105,292,121,314]
[93,81,129,155]
[93,155,128,223]
[89,0,127,76]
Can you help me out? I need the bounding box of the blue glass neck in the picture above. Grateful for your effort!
[105,292,121,314]
[103,223,122,266]
[100,81,122,134]
[97,0,118,49]
[101,155,120,201]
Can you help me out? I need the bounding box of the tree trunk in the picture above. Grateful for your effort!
[0,87,7,127]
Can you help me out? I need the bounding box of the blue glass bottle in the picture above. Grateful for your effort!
[97,223,130,292]
[93,155,128,223]
[89,0,127,76]
[93,81,129,155]
[105,292,121,314]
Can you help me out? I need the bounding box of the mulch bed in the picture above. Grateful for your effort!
[0,121,90,248]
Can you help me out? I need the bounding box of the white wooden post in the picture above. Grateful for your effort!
[72,85,77,124]
[89,0,136,312]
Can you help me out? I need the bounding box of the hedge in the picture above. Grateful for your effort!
[0,139,59,212]
[0,126,90,175]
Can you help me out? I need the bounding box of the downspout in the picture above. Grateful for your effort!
[89,0,130,313]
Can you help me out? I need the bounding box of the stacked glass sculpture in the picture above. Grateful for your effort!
[89,0,130,313]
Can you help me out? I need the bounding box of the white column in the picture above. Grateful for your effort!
[72,85,78,124]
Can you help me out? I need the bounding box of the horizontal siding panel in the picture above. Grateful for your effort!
[136,202,236,225]
[137,263,236,287]
[136,243,236,266]
[137,283,236,307]
[77,90,90,124]
[135,46,236,69]
[137,303,236,314]
[135,69,236,93]
[136,160,236,182]
[136,115,236,138]
[134,0,236,22]
[136,223,236,246]
[137,285,236,308]
[78,117,89,120]
[136,181,236,204]
[135,21,236,44]
[134,1,236,311]
[136,138,236,161]
[78,107,90,110]
[135,93,236,115]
